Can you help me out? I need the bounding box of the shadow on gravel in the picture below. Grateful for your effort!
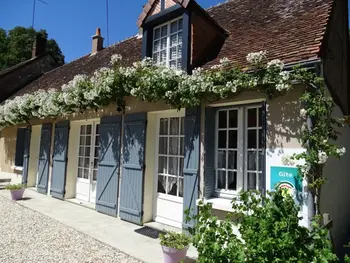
[19,197,32,201]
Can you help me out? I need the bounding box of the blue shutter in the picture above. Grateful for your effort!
[183,107,200,229]
[96,115,122,217]
[15,128,25,167]
[22,127,31,185]
[204,107,216,199]
[50,121,69,199]
[120,113,147,225]
[259,101,267,194]
[37,124,52,194]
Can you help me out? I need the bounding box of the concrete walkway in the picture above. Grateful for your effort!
[0,189,197,263]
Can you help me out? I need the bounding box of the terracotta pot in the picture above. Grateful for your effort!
[10,188,25,200]
[162,245,188,263]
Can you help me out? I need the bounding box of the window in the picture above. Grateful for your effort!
[215,105,264,195]
[152,17,183,69]
[157,116,185,197]
[15,128,26,167]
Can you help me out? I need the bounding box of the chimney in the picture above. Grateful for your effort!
[92,28,104,54]
[32,34,47,58]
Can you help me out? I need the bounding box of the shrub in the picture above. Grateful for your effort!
[5,183,26,190]
[189,190,337,263]
[159,231,191,250]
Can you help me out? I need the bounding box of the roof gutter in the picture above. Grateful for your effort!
[283,58,321,70]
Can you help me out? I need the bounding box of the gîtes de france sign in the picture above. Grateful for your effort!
[270,166,303,205]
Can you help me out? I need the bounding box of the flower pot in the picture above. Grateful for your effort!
[10,188,25,200]
[162,245,188,263]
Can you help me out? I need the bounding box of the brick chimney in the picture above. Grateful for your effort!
[32,34,47,58]
[92,28,104,54]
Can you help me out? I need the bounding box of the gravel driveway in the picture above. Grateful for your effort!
[0,196,142,263]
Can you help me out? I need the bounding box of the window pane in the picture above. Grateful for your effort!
[169,137,179,155]
[160,50,167,62]
[86,125,92,135]
[94,147,99,158]
[85,146,91,157]
[228,130,237,149]
[248,108,257,127]
[161,25,167,37]
[180,137,184,155]
[168,157,179,176]
[86,136,91,146]
[247,130,257,149]
[154,28,161,39]
[259,129,264,148]
[170,47,177,60]
[78,157,84,167]
[258,107,263,127]
[170,21,178,33]
[218,111,227,128]
[95,136,99,147]
[217,150,226,169]
[178,44,182,57]
[93,170,97,181]
[80,136,84,145]
[159,137,168,154]
[218,131,226,148]
[247,151,257,171]
[170,34,177,47]
[159,118,168,135]
[179,158,184,174]
[158,156,167,174]
[80,125,86,135]
[83,169,89,179]
[177,59,182,69]
[259,151,264,171]
[161,38,167,50]
[170,117,179,135]
[228,171,237,190]
[154,40,160,52]
[180,117,184,135]
[84,158,90,168]
[170,60,176,68]
[217,170,226,189]
[168,177,177,196]
[78,168,82,178]
[228,151,237,170]
[153,52,160,64]
[158,175,166,194]
[178,32,182,44]
[178,177,184,197]
[79,147,84,156]
[94,158,98,169]
[229,110,238,128]
[248,173,257,190]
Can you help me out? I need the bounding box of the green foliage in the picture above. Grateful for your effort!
[5,183,26,190]
[0,26,64,70]
[159,231,191,250]
[190,190,337,263]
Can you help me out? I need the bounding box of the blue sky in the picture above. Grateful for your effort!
[1,0,223,62]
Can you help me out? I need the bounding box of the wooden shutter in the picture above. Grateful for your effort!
[204,107,216,199]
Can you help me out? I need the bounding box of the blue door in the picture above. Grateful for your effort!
[96,116,122,217]
[183,108,200,229]
[37,124,52,194]
[50,121,69,199]
[120,113,147,225]
[22,127,31,185]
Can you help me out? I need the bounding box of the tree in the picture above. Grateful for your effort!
[0,26,65,70]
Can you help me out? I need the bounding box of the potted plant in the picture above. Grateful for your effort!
[159,231,191,263]
[5,183,26,200]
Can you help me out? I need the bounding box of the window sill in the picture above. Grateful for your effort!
[197,198,234,212]
[11,166,23,172]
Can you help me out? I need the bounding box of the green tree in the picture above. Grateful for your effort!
[0,26,64,70]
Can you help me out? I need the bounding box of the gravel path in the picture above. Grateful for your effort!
[0,196,142,263]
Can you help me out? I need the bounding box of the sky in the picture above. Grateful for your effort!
[0,0,223,63]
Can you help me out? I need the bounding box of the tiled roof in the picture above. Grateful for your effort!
[13,0,333,96]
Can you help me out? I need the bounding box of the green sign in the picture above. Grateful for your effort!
[270,166,303,204]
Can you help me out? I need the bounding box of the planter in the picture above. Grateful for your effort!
[162,245,188,263]
[10,188,25,200]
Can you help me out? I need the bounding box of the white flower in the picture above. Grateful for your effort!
[219,57,230,66]
[318,151,328,164]
[192,67,202,76]
[300,108,307,119]
[301,164,311,175]
[336,147,346,156]
[210,64,223,70]
[226,81,238,93]
[267,59,284,71]
[110,54,123,65]
[246,51,267,65]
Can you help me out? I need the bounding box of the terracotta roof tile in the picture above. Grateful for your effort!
[13,0,333,96]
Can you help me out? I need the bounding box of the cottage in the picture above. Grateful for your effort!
[1,0,350,258]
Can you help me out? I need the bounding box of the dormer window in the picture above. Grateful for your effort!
[152,17,183,69]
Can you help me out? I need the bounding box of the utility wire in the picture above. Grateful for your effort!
[31,0,48,29]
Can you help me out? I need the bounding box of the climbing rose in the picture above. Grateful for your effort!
[267,59,284,71]
[318,151,328,164]
[300,109,307,119]
[336,147,346,156]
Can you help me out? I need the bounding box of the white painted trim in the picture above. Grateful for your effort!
[209,99,265,108]
[11,166,23,172]
[197,198,234,212]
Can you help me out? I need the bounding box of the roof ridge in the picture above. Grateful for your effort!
[206,0,230,11]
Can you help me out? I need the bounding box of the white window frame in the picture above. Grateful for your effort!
[152,16,183,69]
[154,111,185,202]
[214,104,264,198]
